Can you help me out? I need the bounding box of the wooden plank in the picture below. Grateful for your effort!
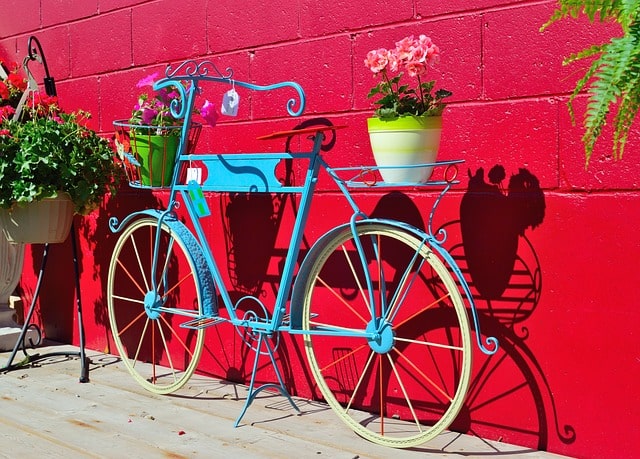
[0,344,569,458]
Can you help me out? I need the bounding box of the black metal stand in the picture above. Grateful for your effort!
[1,223,89,382]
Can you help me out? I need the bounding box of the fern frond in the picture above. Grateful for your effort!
[540,0,627,31]
[581,34,636,163]
[543,0,640,165]
[564,44,605,64]
[610,21,640,159]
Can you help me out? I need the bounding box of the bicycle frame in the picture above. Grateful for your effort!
[173,135,326,335]
[113,130,496,356]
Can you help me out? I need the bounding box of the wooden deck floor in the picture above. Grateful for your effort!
[0,343,568,458]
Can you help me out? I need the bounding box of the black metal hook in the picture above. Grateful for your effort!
[26,36,56,97]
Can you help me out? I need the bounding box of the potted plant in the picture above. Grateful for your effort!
[114,72,218,187]
[0,64,121,243]
[364,34,452,183]
[541,1,640,165]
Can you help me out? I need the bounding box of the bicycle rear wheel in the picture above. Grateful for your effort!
[107,217,206,394]
[299,223,472,448]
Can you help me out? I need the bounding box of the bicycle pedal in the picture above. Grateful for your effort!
[180,316,226,330]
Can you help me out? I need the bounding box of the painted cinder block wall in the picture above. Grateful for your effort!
[1,1,638,457]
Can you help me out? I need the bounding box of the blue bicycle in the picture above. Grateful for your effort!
[107,59,497,448]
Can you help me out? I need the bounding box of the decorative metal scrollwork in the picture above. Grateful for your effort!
[158,58,306,117]
[165,59,234,80]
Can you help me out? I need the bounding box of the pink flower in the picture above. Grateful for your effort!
[0,129,10,136]
[364,34,451,118]
[416,34,434,48]
[157,88,180,106]
[413,35,440,66]
[387,51,400,73]
[406,61,427,77]
[364,48,391,74]
[395,36,415,62]
[136,72,160,88]
[140,108,158,125]
[200,100,218,127]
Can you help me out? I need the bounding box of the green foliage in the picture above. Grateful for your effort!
[367,73,452,120]
[0,108,122,214]
[542,0,640,164]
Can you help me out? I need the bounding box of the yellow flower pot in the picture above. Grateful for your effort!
[367,115,442,183]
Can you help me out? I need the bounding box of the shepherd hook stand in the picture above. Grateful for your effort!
[1,224,89,382]
[1,36,88,381]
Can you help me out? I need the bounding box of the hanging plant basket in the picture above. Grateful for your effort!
[0,193,74,244]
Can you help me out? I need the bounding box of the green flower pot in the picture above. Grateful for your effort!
[131,133,179,187]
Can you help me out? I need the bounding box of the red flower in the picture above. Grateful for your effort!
[0,105,15,121]
[0,81,9,101]
[7,73,27,91]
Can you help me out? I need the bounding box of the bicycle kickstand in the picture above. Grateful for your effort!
[234,332,301,427]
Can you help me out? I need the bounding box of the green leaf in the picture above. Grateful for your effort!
[543,0,640,164]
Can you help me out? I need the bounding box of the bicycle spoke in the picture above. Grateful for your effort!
[318,341,369,373]
[340,243,372,321]
[130,231,150,293]
[116,310,147,337]
[116,258,146,296]
[156,316,177,384]
[157,235,175,293]
[386,248,428,324]
[373,233,385,319]
[131,316,151,368]
[378,355,384,436]
[386,352,422,432]
[111,294,144,306]
[393,347,452,402]
[344,347,377,412]
[316,275,368,326]
[159,314,196,359]
[395,336,465,352]
[395,292,451,329]
[163,270,196,299]
[151,320,156,383]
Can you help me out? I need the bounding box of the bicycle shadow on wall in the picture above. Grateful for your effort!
[206,118,341,388]
[369,165,575,452]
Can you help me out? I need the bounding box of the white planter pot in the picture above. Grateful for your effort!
[0,193,74,244]
[367,115,442,183]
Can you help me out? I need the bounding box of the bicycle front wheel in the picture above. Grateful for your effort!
[299,223,472,448]
[107,217,206,394]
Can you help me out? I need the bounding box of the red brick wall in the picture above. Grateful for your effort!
[2,1,639,457]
